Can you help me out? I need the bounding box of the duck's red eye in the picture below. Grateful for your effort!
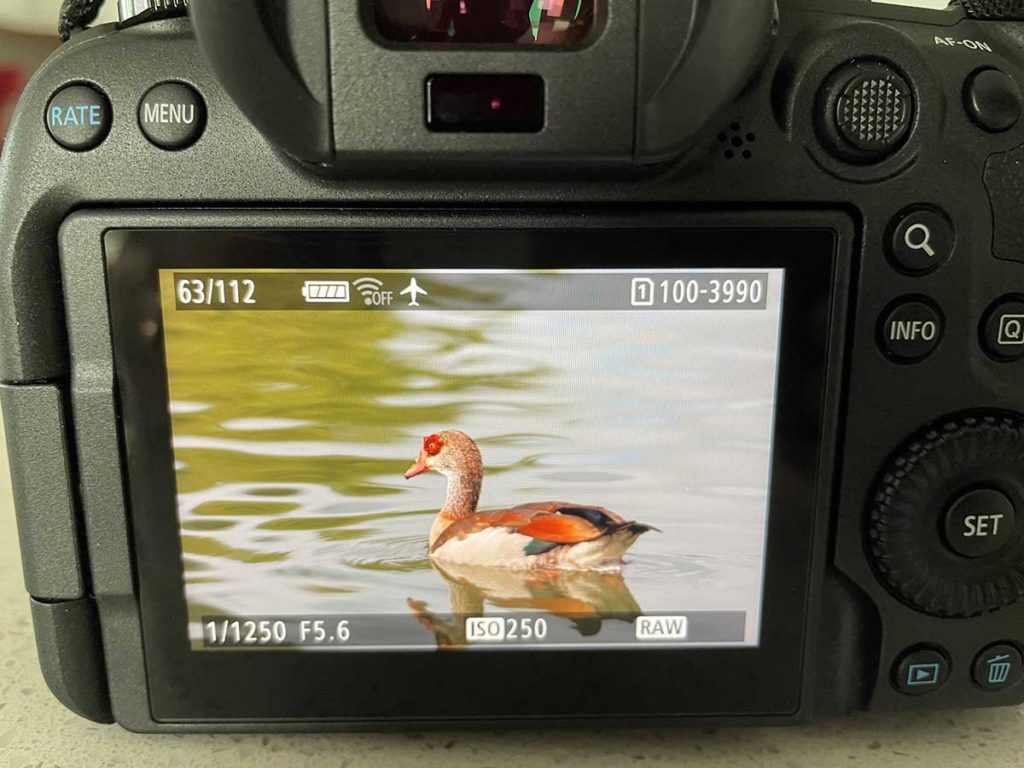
[423,434,443,456]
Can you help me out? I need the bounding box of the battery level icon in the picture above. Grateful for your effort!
[302,280,351,303]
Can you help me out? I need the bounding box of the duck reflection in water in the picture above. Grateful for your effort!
[407,560,643,648]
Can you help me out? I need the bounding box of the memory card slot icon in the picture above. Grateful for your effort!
[302,280,351,303]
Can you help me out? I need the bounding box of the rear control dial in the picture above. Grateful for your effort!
[818,61,914,163]
[868,413,1024,617]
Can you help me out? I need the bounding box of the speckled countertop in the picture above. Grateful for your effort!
[1,414,1022,768]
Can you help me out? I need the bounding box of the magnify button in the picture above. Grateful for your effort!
[889,209,954,274]
[905,224,935,257]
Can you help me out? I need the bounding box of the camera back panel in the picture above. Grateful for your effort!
[0,0,1023,730]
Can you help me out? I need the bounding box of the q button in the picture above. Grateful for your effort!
[981,296,1024,362]
[889,209,955,275]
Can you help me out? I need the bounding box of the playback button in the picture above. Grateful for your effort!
[893,646,950,695]
[981,296,1024,361]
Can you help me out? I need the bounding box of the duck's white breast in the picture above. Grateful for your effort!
[431,527,538,569]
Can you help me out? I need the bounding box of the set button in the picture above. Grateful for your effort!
[878,298,943,362]
[943,488,1017,559]
[45,83,111,151]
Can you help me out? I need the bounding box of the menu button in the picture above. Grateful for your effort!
[139,82,206,150]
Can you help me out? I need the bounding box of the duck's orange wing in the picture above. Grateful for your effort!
[431,503,627,553]
[517,513,606,544]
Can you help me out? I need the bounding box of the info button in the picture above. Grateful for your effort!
[879,298,944,363]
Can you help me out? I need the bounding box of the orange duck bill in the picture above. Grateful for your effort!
[404,454,430,479]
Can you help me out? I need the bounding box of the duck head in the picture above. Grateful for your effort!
[404,430,482,480]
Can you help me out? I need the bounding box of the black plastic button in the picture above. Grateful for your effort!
[139,82,206,150]
[944,488,1016,558]
[45,84,111,151]
[819,61,913,163]
[888,208,954,274]
[972,644,1023,691]
[965,68,1023,133]
[427,75,544,133]
[981,296,1024,361]
[893,647,950,695]
[879,299,943,362]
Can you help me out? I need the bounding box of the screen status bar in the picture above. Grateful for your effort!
[169,270,777,312]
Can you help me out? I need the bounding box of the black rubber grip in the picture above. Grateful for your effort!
[984,143,1024,265]
[961,0,1024,20]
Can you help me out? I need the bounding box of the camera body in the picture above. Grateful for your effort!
[1,0,1024,731]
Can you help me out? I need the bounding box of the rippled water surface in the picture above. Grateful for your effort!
[162,273,784,646]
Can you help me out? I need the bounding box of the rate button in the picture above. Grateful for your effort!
[45,83,111,151]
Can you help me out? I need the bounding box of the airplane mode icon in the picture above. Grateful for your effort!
[401,277,429,307]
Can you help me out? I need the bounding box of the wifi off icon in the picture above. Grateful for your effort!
[353,277,394,307]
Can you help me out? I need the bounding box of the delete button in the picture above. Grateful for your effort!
[139,82,206,150]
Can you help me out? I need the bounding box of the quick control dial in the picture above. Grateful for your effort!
[868,413,1024,618]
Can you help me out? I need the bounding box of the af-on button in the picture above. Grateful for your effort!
[138,82,206,150]
[964,68,1022,133]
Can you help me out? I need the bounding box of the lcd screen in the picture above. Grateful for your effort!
[157,266,786,652]
[374,0,600,46]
